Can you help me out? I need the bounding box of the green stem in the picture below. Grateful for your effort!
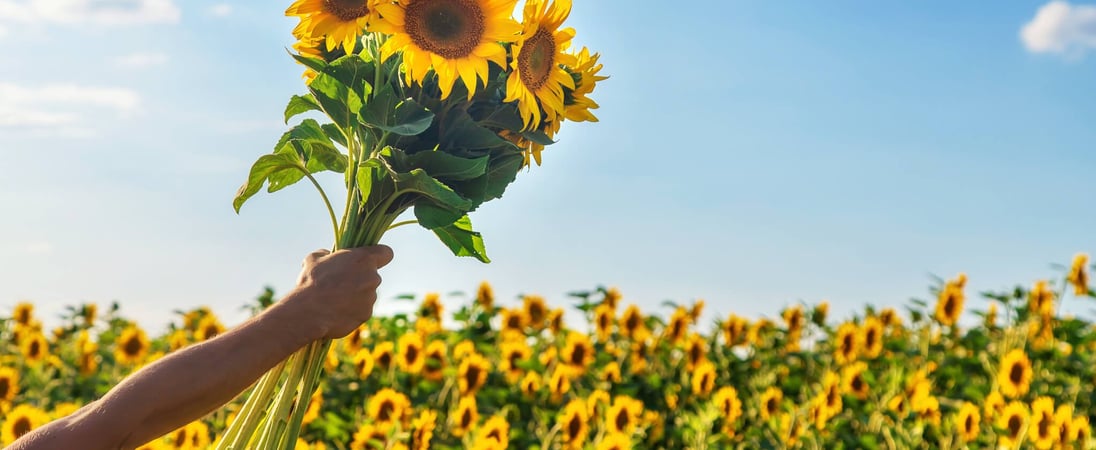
[387,220,417,230]
[302,170,340,244]
[255,349,310,448]
[215,361,286,450]
[281,340,330,449]
[338,132,360,240]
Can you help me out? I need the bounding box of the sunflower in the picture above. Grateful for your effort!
[114,326,149,366]
[20,332,48,365]
[1028,280,1055,317]
[723,314,747,347]
[998,401,1029,450]
[476,281,495,310]
[51,402,80,419]
[663,307,690,345]
[691,360,716,397]
[373,341,395,371]
[1069,253,1089,295]
[779,414,804,448]
[409,409,436,450]
[504,0,577,129]
[955,402,981,443]
[195,315,224,342]
[985,302,998,328]
[713,386,743,425]
[82,303,98,327]
[1054,404,1074,447]
[584,389,609,418]
[453,340,475,362]
[419,292,443,322]
[841,362,870,401]
[601,361,622,384]
[302,386,324,426]
[548,367,572,401]
[782,305,804,335]
[998,349,1033,398]
[396,332,425,375]
[562,46,606,123]
[353,348,376,378]
[548,308,565,334]
[423,340,447,381]
[860,317,884,359]
[135,440,167,450]
[522,295,548,328]
[676,333,705,371]
[593,304,614,342]
[561,331,594,372]
[474,415,510,450]
[12,302,33,326]
[833,322,859,365]
[607,396,643,435]
[888,394,909,419]
[629,338,650,373]
[595,432,632,450]
[499,340,531,382]
[350,423,386,450]
[558,400,588,449]
[2,405,48,445]
[78,342,99,376]
[1029,397,1057,450]
[458,352,491,394]
[373,0,521,100]
[812,301,830,326]
[0,367,18,405]
[879,307,900,328]
[452,395,479,437]
[287,0,379,53]
[1073,416,1091,448]
[618,305,645,341]
[500,308,526,334]
[985,390,1006,419]
[749,320,772,346]
[917,395,942,426]
[759,387,783,421]
[168,330,189,352]
[367,388,411,430]
[820,371,843,418]
[933,274,966,326]
[520,371,541,398]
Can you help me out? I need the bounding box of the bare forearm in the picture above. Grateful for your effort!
[13,292,323,450]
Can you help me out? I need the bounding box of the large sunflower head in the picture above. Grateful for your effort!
[1069,253,1089,295]
[0,367,18,404]
[374,0,521,100]
[367,388,411,430]
[2,404,49,445]
[997,401,1030,449]
[560,399,589,449]
[998,349,1033,399]
[397,332,425,374]
[504,0,577,130]
[452,395,479,437]
[288,0,380,53]
[956,402,981,443]
[115,326,149,366]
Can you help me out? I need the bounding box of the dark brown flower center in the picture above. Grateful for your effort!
[0,377,9,399]
[518,27,555,91]
[766,397,778,415]
[1009,415,1023,437]
[625,313,640,333]
[378,400,394,422]
[465,365,482,389]
[615,409,629,431]
[1038,412,1052,438]
[943,295,957,317]
[866,329,878,350]
[378,351,392,368]
[124,336,143,357]
[965,415,974,433]
[567,415,581,440]
[461,408,473,428]
[852,375,864,392]
[203,325,220,340]
[1010,363,1024,384]
[571,344,586,366]
[405,344,420,365]
[323,0,371,22]
[29,340,41,358]
[405,0,485,60]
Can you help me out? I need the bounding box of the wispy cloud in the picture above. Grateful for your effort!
[209,3,232,17]
[0,0,180,26]
[0,83,141,134]
[114,51,169,69]
[1021,1,1096,58]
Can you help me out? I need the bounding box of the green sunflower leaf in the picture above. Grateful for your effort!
[433,215,490,263]
[284,94,321,124]
[360,84,435,136]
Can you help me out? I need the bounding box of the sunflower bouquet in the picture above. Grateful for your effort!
[220,0,604,448]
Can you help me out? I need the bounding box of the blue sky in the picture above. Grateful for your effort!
[1,0,1094,332]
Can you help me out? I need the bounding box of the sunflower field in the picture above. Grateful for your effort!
[1,253,1094,449]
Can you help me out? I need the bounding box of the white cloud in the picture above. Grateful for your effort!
[0,82,140,132]
[1021,1,1096,57]
[209,3,231,17]
[114,51,169,68]
[0,0,180,26]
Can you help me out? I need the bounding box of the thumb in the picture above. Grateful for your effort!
[364,244,394,269]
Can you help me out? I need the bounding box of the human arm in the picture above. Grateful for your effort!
[9,245,394,450]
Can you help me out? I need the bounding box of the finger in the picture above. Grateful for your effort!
[304,249,330,265]
[362,244,394,269]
